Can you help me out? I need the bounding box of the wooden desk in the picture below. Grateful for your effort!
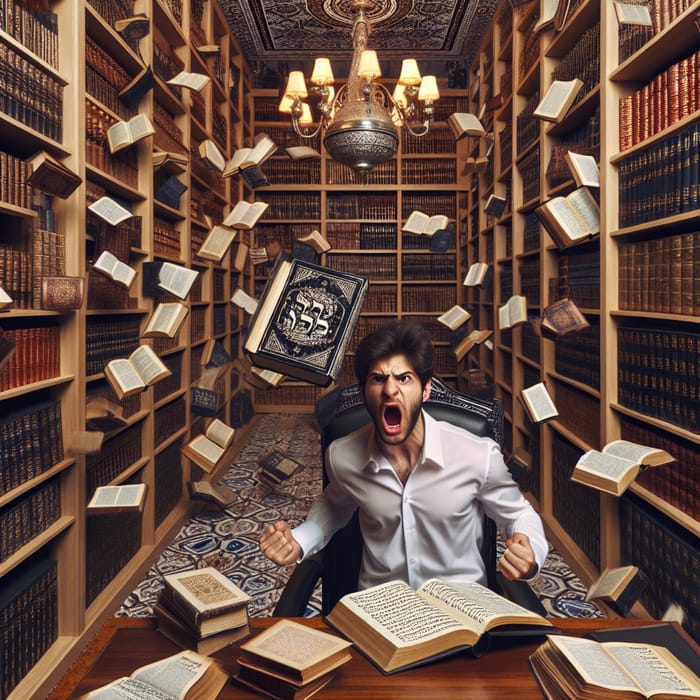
[49,616,653,699]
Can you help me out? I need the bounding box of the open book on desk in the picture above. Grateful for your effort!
[325,578,556,674]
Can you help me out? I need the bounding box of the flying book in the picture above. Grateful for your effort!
[533,78,584,123]
[402,210,450,236]
[114,14,150,39]
[88,196,133,225]
[325,578,554,674]
[26,150,82,199]
[246,366,286,388]
[295,229,330,253]
[104,345,171,399]
[181,419,236,473]
[222,133,278,177]
[240,164,270,189]
[236,619,352,695]
[106,114,155,154]
[93,250,137,289]
[244,255,368,386]
[188,479,237,508]
[585,565,650,617]
[85,396,128,433]
[454,328,493,361]
[520,382,558,423]
[153,261,199,300]
[66,430,104,456]
[230,287,258,314]
[0,287,12,310]
[87,483,147,514]
[167,70,210,92]
[198,139,226,172]
[463,261,490,287]
[437,305,471,330]
[528,634,700,700]
[447,112,486,139]
[535,187,600,249]
[257,450,303,485]
[41,276,84,311]
[541,298,589,337]
[154,174,187,208]
[118,65,156,109]
[570,440,674,496]
[201,339,232,369]
[223,200,269,229]
[152,150,188,170]
[534,0,571,32]
[565,151,600,188]
[462,155,490,175]
[142,301,189,338]
[232,242,249,272]
[76,650,228,700]
[484,194,507,219]
[197,224,237,262]
[498,294,528,330]
[285,145,321,160]
[613,2,653,26]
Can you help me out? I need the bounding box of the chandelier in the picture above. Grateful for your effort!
[279,0,440,176]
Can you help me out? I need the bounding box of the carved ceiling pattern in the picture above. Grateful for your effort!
[218,0,500,72]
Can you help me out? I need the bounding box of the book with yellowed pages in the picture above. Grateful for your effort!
[565,151,600,188]
[87,483,147,514]
[520,382,558,423]
[447,112,486,139]
[570,440,674,496]
[104,345,171,400]
[77,650,229,700]
[437,304,471,330]
[453,328,493,361]
[533,78,584,123]
[295,229,331,253]
[142,301,189,338]
[197,224,237,262]
[585,565,649,616]
[0,286,12,309]
[181,419,236,473]
[462,261,490,287]
[222,133,278,177]
[188,479,237,508]
[198,139,226,172]
[498,294,527,330]
[237,619,352,686]
[528,634,700,700]
[106,114,155,154]
[93,250,137,289]
[285,145,321,160]
[326,579,555,674]
[167,70,210,92]
[402,210,450,236]
[223,200,269,229]
[535,187,600,249]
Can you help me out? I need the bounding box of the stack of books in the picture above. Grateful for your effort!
[234,619,352,700]
[154,567,251,655]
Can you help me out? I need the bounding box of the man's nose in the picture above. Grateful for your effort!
[383,376,399,396]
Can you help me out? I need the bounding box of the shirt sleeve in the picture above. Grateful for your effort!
[479,442,548,578]
[291,451,358,560]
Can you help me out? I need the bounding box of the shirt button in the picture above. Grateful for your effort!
[409,558,416,565]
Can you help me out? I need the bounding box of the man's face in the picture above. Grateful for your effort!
[362,353,432,447]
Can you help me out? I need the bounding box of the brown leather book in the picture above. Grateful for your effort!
[41,276,84,311]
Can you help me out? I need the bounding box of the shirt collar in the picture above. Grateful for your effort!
[362,410,446,473]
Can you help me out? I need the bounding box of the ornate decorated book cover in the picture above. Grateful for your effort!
[245,256,368,386]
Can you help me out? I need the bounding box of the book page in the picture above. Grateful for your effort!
[419,579,545,634]
[567,188,600,235]
[336,581,468,648]
[107,358,144,392]
[144,302,187,336]
[88,484,144,509]
[521,383,558,421]
[88,196,132,225]
[586,566,634,600]
[85,676,175,699]
[188,435,224,462]
[128,114,154,140]
[107,121,132,151]
[546,197,591,239]
[158,262,198,299]
[603,440,661,463]
[244,258,292,351]
[566,152,600,187]
[403,210,430,233]
[129,345,168,384]
[132,651,211,698]
[205,418,234,448]
[576,451,634,480]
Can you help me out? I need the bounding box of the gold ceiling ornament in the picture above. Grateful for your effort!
[279,0,440,177]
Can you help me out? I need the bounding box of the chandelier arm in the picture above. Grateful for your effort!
[402,121,432,137]
[291,119,323,139]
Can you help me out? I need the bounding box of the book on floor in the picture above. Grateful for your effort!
[181,418,236,473]
[533,78,584,123]
[106,114,155,154]
[570,440,674,496]
[76,649,229,700]
[244,255,368,386]
[520,382,558,423]
[402,210,450,236]
[142,301,189,338]
[258,450,303,485]
[104,345,171,400]
[535,187,600,249]
[325,578,555,674]
[498,294,528,330]
[93,250,137,289]
[188,479,237,508]
[87,483,147,514]
[26,150,82,199]
[447,111,486,139]
[540,298,590,337]
[585,565,649,617]
[237,619,352,686]
[528,634,700,700]
[161,566,251,636]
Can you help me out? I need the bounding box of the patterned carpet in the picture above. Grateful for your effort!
[116,413,604,620]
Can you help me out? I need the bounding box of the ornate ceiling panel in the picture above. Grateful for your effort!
[218,0,499,72]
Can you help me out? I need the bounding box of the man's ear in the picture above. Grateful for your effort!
[422,377,432,403]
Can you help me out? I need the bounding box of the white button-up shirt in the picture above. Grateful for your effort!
[292,411,548,590]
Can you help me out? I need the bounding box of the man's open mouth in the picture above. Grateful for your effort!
[383,405,401,433]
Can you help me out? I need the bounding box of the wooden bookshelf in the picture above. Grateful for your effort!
[0,0,251,696]
[466,0,699,636]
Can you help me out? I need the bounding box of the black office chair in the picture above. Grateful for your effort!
[273,376,546,618]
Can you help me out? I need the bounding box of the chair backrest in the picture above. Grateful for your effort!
[316,376,504,615]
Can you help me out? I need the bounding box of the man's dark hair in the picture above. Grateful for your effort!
[354,320,433,388]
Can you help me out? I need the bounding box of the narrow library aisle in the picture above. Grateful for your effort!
[117,413,604,620]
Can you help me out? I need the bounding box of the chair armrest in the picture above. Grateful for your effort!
[496,572,548,617]
[272,555,325,617]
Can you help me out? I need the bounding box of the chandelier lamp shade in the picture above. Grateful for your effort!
[279,0,440,176]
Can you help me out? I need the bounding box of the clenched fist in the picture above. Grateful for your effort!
[259,521,302,566]
[498,532,538,581]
